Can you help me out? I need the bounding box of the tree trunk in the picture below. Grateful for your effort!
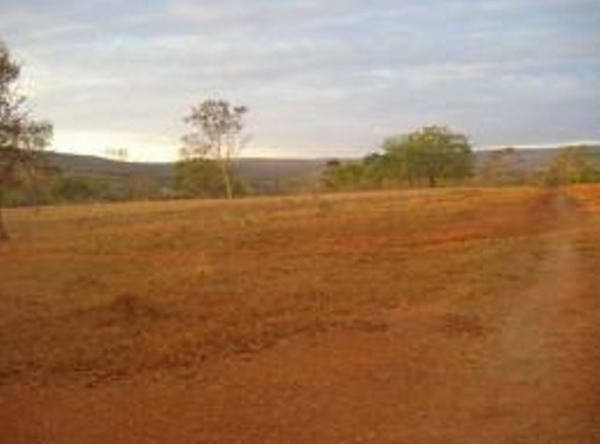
[0,209,8,241]
[0,188,8,241]
[219,160,234,200]
[428,174,437,187]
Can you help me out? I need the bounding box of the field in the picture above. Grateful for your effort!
[1,185,599,443]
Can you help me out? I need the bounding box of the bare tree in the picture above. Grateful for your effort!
[105,147,129,162]
[0,41,53,240]
[182,99,248,199]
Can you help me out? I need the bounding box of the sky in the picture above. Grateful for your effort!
[1,0,599,162]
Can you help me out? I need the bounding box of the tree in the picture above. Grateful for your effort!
[105,147,129,162]
[322,159,367,190]
[0,41,52,240]
[51,175,100,202]
[174,158,226,198]
[182,99,248,199]
[382,126,473,187]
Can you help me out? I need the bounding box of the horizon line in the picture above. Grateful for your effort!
[47,138,600,164]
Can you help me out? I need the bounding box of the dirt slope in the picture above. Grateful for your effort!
[1,190,598,443]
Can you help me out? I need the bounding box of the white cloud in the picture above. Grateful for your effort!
[51,130,179,162]
[1,0,598,159]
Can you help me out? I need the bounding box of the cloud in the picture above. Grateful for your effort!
[1,0,599,160]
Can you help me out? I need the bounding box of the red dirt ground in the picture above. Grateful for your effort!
[0,187,599,443]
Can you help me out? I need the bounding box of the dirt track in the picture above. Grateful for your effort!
[1,191,599,443]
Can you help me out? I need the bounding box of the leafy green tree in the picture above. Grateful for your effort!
[50,175,115,202]
[182,99,248,199]
[322,159,368,190]
[11,163,59,206]
[0,41,52,239]
[364,150,407,187]
[51,176,96,202]
[174,158,226,198]
[382,126,473,187]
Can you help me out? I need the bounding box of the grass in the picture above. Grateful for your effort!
[0,186,597,386]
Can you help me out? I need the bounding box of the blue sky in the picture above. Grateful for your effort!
[2,0,599,161]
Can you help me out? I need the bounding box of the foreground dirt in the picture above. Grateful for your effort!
[0,187,599,443]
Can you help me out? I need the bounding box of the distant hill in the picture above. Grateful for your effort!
[42,152,174,179]
[42,152,328,185]
[42,145,600,185]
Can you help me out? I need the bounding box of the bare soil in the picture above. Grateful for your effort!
[0,187,598,443]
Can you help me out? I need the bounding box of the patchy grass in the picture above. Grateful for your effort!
[0,186,596,386]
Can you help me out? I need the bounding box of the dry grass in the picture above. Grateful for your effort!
[0,186,597,386]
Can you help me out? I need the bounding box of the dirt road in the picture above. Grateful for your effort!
[1,191,599,443]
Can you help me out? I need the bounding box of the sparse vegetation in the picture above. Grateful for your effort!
[545,146,600,185]
[1,1,599,439]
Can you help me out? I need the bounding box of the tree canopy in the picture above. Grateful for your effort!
[181,99,248,199]
[382,125,473,187]
[545,146,600,185]
[323,125,473,190]
[0,41,53,239]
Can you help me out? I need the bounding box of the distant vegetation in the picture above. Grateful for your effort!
[323,129,600,192]
[544,146,600,186]
[174,158,246,199]
[3,144,599,210]
[476,145,600,187]
[324,126,474,190]
[0,38,599,215]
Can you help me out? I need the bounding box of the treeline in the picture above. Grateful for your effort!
[2,168,166,207]
[1,162,288,207]
[4,140,599,208]
[323,127,600,191]
[3,158,301,206]
[323,126,473,190]
[2,39,600,211]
